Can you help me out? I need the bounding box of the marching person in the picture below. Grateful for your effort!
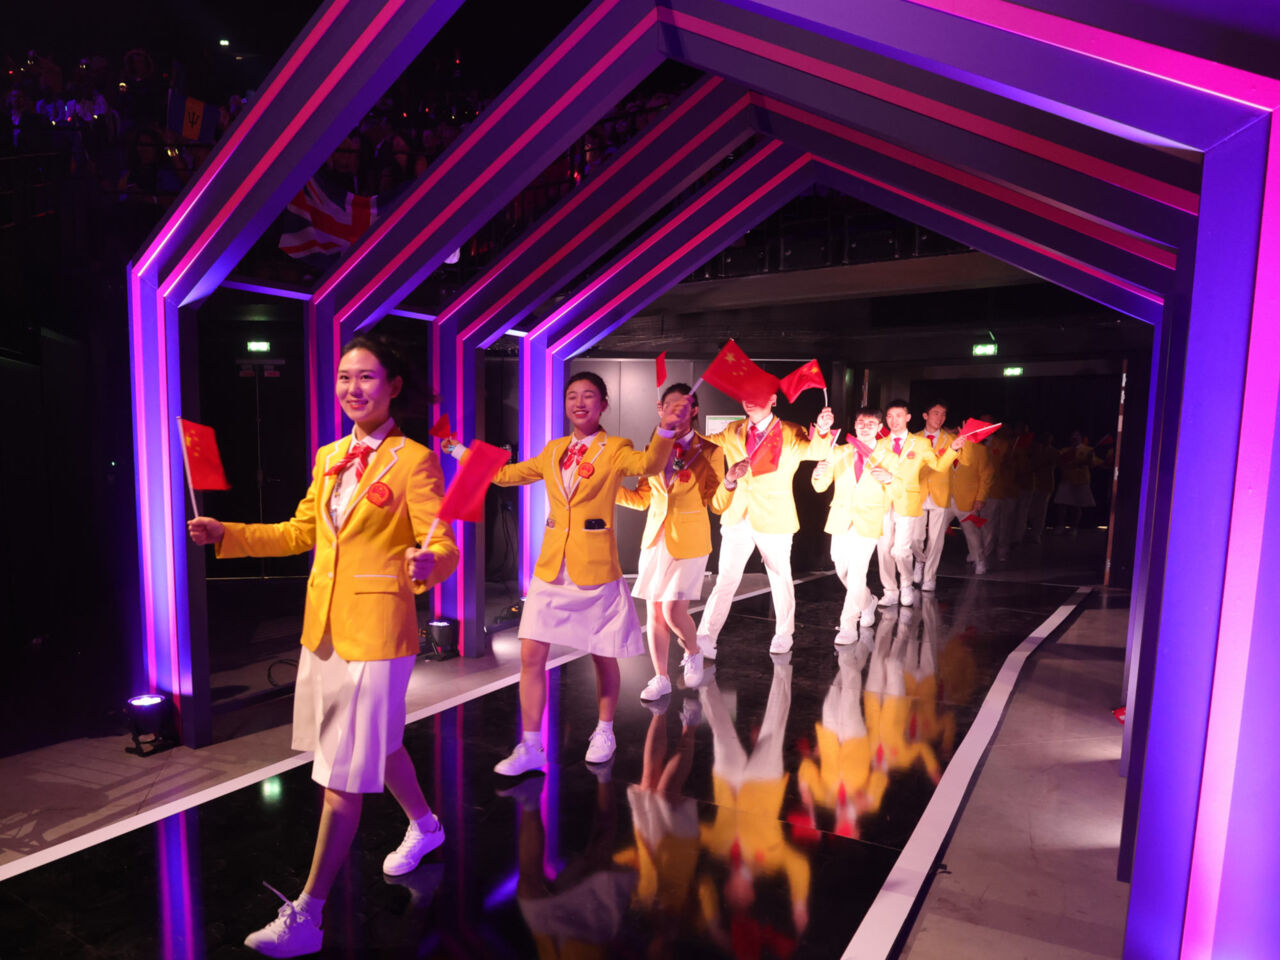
[812,406,902,642]
[696,392,835,657]
[617,383,725,699]
[188,335,459,957]
[449,372,681,777]
[948,429,995,575]
[909,400,957,593]
[876,400,965,607]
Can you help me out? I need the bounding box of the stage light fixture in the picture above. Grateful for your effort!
[421,618,459,660]
[125,693,178,756]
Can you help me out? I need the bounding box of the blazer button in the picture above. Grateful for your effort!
[545,518,556,528]
[328,572,334,579]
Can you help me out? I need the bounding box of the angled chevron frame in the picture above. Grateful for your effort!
[128,0,1280,952]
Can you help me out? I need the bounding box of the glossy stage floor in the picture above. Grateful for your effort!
[1,563,1098,958]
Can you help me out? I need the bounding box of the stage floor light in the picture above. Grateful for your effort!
[125,693,178,756]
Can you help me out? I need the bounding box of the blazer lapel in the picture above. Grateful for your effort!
[339,434,405,533]
[550,437,573,505]
[319,442,344,539]
[568,433,608,502]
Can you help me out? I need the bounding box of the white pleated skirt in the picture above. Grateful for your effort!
[631,539,708,602]
[292,634,415,793]
[1053,481,1096,507]
[519,562,646,658]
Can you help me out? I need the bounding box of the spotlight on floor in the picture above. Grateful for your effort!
[421,618,459,660]
[125,693,178,756]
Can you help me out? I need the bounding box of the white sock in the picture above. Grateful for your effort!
[294,892,323,923]
[594,720,614,735]
[414,812,440,833]
[521,730,543,750]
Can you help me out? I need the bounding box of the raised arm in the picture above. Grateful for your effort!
[215,458,321,558]
[492,444,550,487]
[615,479,653,511]
[700,446,726,505]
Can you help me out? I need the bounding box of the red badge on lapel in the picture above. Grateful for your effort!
[677,469,692,483]
[906,451,917,460]
[577,463,595,479]
[366,482,393,507]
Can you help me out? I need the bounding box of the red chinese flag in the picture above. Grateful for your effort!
[430,414,452,439]
[655,351,667,390]
[849,436,875,458]
[178,418,230,490]
[958,418,1002,443]
[962,513,989,528]
[701,339,779,405]
[438,439,511,523]
[1097,433,1115,447]
[876,424,891,440]
[748,422,784,476]
[779,359,825,403]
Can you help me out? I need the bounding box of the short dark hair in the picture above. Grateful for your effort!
[885,398,910,415]
[854,406,884,422]
[661,382,699,407]
[565,370,608,401]
[341,334,405,382]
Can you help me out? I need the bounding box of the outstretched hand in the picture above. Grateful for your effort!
[187,516,225,545]
[725,459,750,483]
[659,395,691,432]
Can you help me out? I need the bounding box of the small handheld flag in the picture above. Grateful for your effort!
[655,351,668,392]
[957,418,1002,443]
[430,414,453,439]
[178,418,229,519]
[698,339,779,406]
[779,359,826,403]
[418,439,513,555]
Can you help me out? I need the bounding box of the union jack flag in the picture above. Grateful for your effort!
[278,174,379,260]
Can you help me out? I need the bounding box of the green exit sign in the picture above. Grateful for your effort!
[1003,366,1024,377]
[247,341,271,353]
[972,343,997,357]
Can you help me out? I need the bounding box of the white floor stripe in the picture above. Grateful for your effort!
[0,572,827,883]
[842,586,1092,960]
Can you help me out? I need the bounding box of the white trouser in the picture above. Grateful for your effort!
[910,495,949,584]
[702,656,792,787]
[980,498,1008,558]
[950,497,986,566]
[698,519,795,644]
[877,508,916,596]
[830,528,879,633]
[823,643,869,740]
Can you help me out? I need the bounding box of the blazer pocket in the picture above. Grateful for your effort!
[351,573,401,593]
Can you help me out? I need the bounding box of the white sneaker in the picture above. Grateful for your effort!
[878,592,899,607]
[680,697,702,727]
[913,561,924,583]
[974,561,989,575]
[585,728,616,764]
[681,652,705,688]
[494,740,546,776]
[860,599,877,626]
[640,674,672,701]
[900,585,915,607]
[769,635,793,654]
[921,579,937,592]
[698,634,717,661]
[834,629,857,645]
[382,815,445,876]
[245,883,323,957]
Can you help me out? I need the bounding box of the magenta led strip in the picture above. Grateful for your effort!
[761,94,1179,269]
[655,7,1199,214]
[316,0,633,306]
[333,8,661,328]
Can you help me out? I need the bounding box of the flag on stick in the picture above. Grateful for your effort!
[747,421,784,476]
[430,414,453,439]
[779,359,825,403]
[178,419,230,491]
[655,351,667,391]
[962,513,989,528]
[439,439,511,524]
[957,418,1002,443]
[700,339,779,405]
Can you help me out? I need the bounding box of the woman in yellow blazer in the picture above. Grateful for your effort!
[188,336,458,956]
[949,437,995,574]
[812,407,904,638]
[449,371,680,777]
[617,383,725,698]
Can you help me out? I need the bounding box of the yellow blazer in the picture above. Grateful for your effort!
[705,417,829,534]
[494,431,673,586]
[874,433,958,518]
[986,434,1016,499]
[616,434,725,559]
[949,439,993,512]
[1060,443,1100,486]
[908,429,957,513]
[216,430,458,661]
[811,443,902,539]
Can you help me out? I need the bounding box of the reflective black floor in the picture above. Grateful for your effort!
[1,573,1081,958]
